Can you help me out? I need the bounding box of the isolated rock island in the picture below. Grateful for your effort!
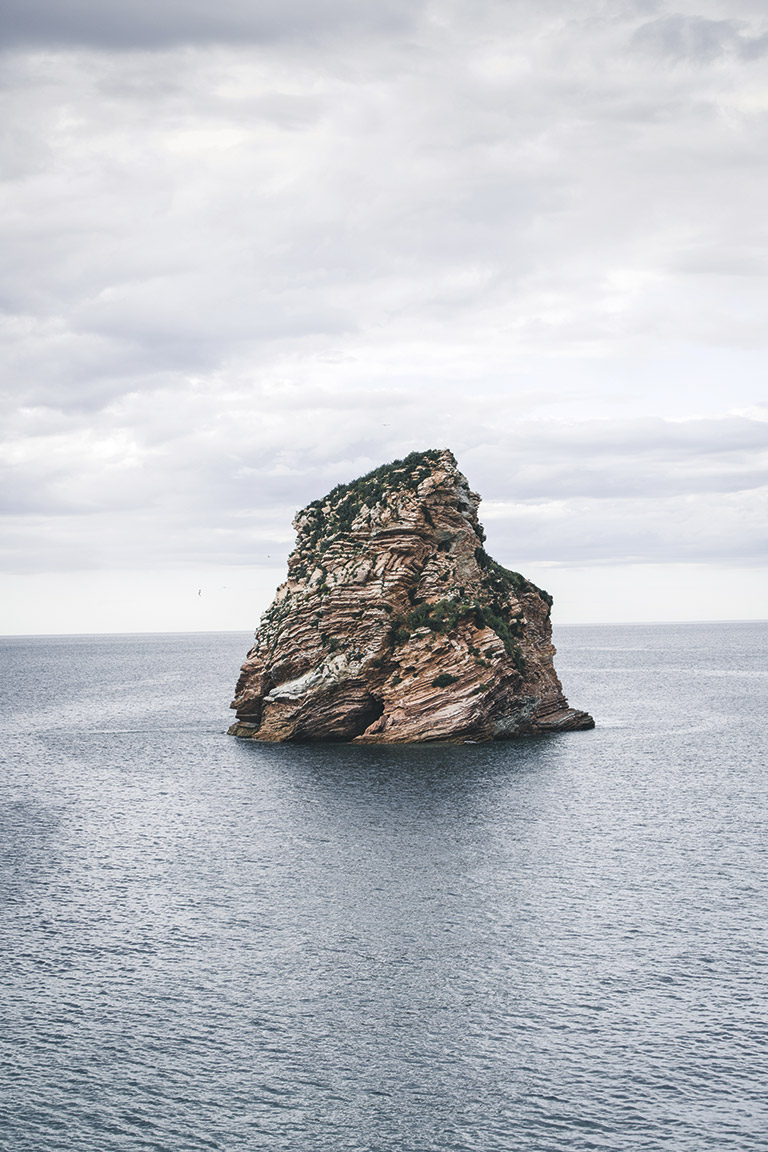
[229,449,594,742]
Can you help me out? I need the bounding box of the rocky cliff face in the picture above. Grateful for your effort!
[229,449,594,742]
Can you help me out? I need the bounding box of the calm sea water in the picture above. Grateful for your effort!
[1,623,766,1152]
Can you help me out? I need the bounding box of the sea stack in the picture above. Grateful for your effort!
[229,449,594,742]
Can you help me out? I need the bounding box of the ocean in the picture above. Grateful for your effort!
[1,622,766,1151]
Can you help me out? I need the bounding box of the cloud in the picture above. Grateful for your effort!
[3,11,768,408]
[0,0,419,51]
[1,0,768,611]
[632,14,768,63]
[2,381,766,571]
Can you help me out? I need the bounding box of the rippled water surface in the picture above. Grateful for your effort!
[1,623,767,1151]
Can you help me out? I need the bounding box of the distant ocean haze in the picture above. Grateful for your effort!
[0,623,766,1151]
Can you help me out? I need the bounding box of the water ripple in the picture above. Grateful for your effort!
[1,625,767,1150]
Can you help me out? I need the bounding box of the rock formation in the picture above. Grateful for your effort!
[229,449,594,742]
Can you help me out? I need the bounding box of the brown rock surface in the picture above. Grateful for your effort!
[229,449,594,742]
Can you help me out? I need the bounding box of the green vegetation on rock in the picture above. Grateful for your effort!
[283,449,542,678]
[390,595,526,673]
[391,597,475,644]
[475,547,553,610]
[301,449,445,549]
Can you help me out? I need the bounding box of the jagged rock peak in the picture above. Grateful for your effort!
[229,448,594,742]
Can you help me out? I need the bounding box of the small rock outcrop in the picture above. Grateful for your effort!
[229,449,594,742]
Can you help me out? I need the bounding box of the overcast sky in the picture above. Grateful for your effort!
[2,0,767,632]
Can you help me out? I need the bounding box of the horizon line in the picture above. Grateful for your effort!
[2,618,768,640]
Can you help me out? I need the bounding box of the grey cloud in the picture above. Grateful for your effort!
[2,1,768,591]
[484,489,768,567]
[632,14,768,63]
[0,0,418,50]
[739,31,768,59]
[3,395,767,569]
[433,414,768,506]
[4,5,768,417]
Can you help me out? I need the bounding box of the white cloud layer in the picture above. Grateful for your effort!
[1,0,767,627]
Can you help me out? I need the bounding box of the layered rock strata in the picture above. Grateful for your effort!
[229,449,594,742]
